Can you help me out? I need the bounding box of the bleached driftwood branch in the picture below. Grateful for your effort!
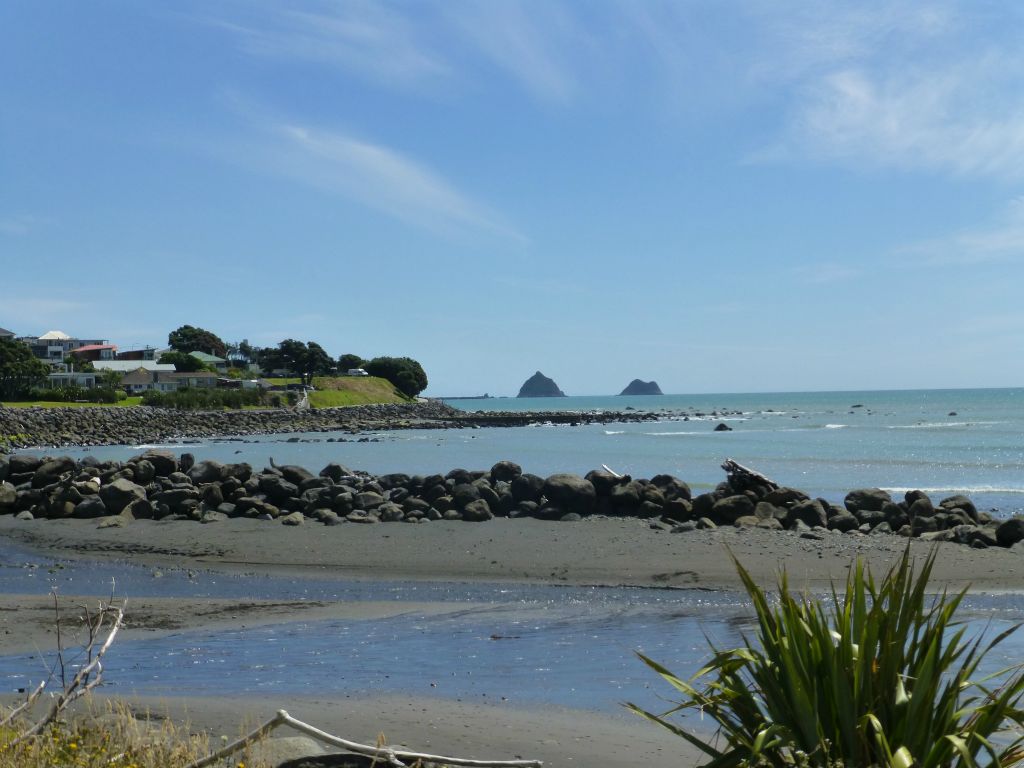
[11,599,125,744]
[0,679,47,728]
[721,458,779,491]
[185,708,544,768]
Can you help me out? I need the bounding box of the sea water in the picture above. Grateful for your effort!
[26,387,1024,515]
[4,387,1024,712]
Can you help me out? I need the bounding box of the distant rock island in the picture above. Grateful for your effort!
[517,371,566,398]
[619,379,663,396]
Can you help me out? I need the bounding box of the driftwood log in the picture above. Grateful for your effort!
[185,709,543,768]
[721,458,779,494]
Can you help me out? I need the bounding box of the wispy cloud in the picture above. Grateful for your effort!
[745,2,1024,178]
[238,120,524,242]
[445,1,581,103]
[198,1,448,87]
[898,197,1024,265]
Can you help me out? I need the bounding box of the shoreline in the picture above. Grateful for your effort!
[0,402,661,450]
[3,515,1023,593]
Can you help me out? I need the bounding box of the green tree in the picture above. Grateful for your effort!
[263,339,334,384]
[158,350,209,372]
[168,325,227,358]
[338,353,364,371]
[364,356,428,397]
[0,337,49,399]
[98,369,123,390]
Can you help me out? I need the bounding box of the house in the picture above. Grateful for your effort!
[188,351,228,372]
[69,343,118,362]
[117,346,159,361]
[47,371,98,389]
[93,360,175,374]
[163,371,217,389]
[0,327,15,341]
[18,330,111,366]
[120,368,217,393]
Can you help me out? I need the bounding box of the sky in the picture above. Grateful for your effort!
[3,1,1024,396]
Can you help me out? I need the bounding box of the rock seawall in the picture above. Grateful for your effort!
[0,403,663,450]
[0,402,461,449]
[2,451,1022,550]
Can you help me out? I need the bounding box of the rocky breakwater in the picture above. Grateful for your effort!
[2,451,1023,550]
[0,402,463,449]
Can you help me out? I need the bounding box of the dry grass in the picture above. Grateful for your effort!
[0,701,248,768]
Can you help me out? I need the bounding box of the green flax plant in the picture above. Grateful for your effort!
[627,548,1024,767]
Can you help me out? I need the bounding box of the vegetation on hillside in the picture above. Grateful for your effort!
[309,375,409,406]
[364,356,428,398]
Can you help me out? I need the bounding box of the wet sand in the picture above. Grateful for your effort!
[2,514,1022,593]
[2,515,1023,766]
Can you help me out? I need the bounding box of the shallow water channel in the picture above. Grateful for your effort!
[1,542,1023,716]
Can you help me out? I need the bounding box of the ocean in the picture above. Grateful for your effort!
[33,387,1024,516]
[3,387,1024,713]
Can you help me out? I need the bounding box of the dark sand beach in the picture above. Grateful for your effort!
[2,515,1023,766]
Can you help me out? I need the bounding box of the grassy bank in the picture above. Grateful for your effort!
[309,376,409,406]
[0,398,143,408]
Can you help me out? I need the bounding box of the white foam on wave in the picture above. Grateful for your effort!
[824,424,847,429]
[887,420,1004,430]
[132,443,203,450]
[604,430,626,435]
[643,431,714,437]
[883,486,1024,496]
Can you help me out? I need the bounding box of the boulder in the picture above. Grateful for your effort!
[274,464,315,486]
[650,474,691,501]
[451,483,482,509]
[844,488,892,515]
[462,499,494,522]
[319,463,357,482]
[939,494,979,522]
[828,512,860,532]
[908,496,935,519]
[996,517,1024,547]
[542,474,596,515]
[31,456,77,488]
[786,499,828,529]
[712,495,755,524]
[511,473,544,503]
[134,450,177,476]
[280,511,305,526]
[490,460,522,483]
[98,478,147,514]
[72,496,109,519]
[187,460,226,485]
[0,481,16,512]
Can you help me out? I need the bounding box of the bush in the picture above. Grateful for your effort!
[628,548,1024,767]
[141,387,261,410]
[29,387,118,404]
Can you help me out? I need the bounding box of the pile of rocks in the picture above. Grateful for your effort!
[1,451,1022,548]
[0,403,666,450]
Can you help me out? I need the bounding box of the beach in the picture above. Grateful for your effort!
[2,509,1024,766]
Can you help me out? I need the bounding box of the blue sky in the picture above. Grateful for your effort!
[3,1,1024,396]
